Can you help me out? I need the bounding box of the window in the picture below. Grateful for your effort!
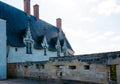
[44,46,47,56]
[15,48,18,52]
[57,48,60,57]
[36,64,39,69]
[24,65,28,69]
[84,65,90,70]
[26,42,32,54]
[41,65,44,69]
[69,66,76,70]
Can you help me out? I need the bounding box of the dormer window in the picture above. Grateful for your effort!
[15,48,18,52]
[26,42,32,54]
[42,35,48,56]
[57,49,60,56]
[62,40,68,56]
[44,46,47,56]
[24,38,33,54]
[56,38,61,57]
[23,19,34,54]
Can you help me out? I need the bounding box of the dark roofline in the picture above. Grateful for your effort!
[0,1,26,15]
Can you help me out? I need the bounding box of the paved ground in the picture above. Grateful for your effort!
[0,79,39,84]
[0,78,99,84]
[0,78,71,84]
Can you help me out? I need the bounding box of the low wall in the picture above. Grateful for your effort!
[7,55,120,84]
[7,61,107,84]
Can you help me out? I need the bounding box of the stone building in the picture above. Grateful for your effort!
[0,0,74,79]
[0,0,74,63]
[0,0,120,84]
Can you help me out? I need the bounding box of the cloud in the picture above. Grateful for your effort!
[85,0,101,3]
[104,31,114,36]
[80,17,96,23]
[111,36,120,41]
[44,0,78,10]
[86,31,114,42]
[91,0,120,16]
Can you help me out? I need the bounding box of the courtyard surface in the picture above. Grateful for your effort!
[0,78,100,84]
[0,78,76,84]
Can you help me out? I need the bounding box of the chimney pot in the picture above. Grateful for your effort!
[24,0,30,16]
[56,18,62,30]
[33,4,39,20]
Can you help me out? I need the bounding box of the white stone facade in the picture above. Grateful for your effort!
[7,47,64,63]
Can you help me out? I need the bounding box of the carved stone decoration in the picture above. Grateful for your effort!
[42,36,48,56]
[62,39,68,56]
[23,19,34,54]
[56,38,61,57]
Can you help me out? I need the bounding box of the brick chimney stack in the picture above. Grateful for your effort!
[24,0,30,16]
[33,4,39,20]
[56,18,62,30]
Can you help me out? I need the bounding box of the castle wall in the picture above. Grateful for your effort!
[0,19,7,79]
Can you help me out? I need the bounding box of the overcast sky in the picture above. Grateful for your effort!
[1,0,120,55]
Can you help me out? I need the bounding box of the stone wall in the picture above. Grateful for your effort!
[7,61,47,79]
[7,61,107,84]
[7,51,120,84]
[45,60,108,84]
[0,19,7,79]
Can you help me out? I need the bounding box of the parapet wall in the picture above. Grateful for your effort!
[50,51,120,65]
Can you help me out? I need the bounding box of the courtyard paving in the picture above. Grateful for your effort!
[0,78,99,84]
[0,78,72,84]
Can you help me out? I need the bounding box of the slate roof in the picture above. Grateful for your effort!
[0,1,73,52]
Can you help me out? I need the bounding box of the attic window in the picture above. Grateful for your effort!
[69,66,76,70]
[84,65,90,70]
[44,46,47,56]
[26,42,32,54]
[15,48,18,52]
[57,49,60,57]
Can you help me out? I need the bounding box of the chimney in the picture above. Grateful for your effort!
[24,0,30,16]
[56,18,62,30]
[33,4,39,20]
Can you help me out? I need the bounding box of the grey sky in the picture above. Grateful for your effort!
[1,0,120,55]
